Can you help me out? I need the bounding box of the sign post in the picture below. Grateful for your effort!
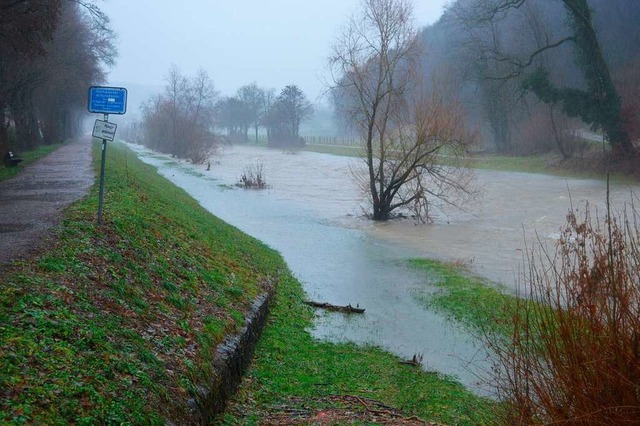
[88,86,127,225]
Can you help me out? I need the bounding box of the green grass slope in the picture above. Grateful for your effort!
[0,142,281,424]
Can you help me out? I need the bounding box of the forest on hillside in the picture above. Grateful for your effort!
[427,0,640,155]
[332,0,640,159]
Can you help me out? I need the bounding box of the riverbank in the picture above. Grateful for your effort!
[0,141,493,424]
[221,260,494,425]
[302,142,636,183]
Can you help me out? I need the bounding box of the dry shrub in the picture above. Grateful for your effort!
[615,59,640,143]
[513,105,585,158]
[237,162,268,189]
[488,193,640,425]
[513,107,558,156]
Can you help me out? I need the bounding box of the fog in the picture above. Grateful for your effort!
[100,0,449,100]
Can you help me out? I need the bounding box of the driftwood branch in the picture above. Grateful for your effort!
[304,301,365,314]
[399,353,423,367]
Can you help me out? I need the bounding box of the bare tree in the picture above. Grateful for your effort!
[264,85,313,147]
[0,0,63,56]
[183,69,219,162]
[261,87,277,141]
[236,83,266,142]
[330,0,475,221]
[214,96,251,142]
[141,66,218,163]
[277,85,313,141]
[0,0,113,155]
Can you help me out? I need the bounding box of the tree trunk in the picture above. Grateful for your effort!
[549,105,570,160]
[563,0,633,154]
[372,201,390,221]
[0,105,9,157]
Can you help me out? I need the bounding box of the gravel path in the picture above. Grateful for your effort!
[0,138,93,264]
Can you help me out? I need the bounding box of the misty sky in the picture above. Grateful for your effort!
[100,0,449,102]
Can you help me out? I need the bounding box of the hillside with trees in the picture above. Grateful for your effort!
[444,0,640,156]
[332,0,640,160]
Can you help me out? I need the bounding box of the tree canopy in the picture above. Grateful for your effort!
[0,0,114,156]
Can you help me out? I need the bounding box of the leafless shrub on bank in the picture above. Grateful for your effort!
[488,190,640,424]
[237,162,268,190]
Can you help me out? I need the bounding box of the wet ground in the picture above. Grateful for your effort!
[130,144,638,396]
[0,138,93,264]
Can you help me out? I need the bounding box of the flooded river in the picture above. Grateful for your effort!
[130,144,636,396]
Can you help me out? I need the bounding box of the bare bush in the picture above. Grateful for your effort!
[514,104,584,158]
[141,66,219,164]
[237,162,268,190]
[488,192,640,424]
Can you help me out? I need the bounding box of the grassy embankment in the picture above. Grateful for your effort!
[1,141,493,424]
[222,266,494,424]
[1,141,279,423]
[0,143,62,182]
[303,141,633,182]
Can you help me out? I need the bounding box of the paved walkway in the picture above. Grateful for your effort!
[0,138,94,264]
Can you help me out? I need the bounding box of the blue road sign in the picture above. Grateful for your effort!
[88,86,128,115]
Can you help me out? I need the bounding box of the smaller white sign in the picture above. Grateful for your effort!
[92,119,117,141]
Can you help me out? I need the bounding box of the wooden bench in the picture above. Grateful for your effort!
[3,151,23,167]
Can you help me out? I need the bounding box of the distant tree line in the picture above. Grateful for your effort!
[216,83,314,147]
[134,75,315,161]
[0,0,115,157]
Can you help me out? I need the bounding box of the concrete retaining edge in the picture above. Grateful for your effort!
[187,289,274,424]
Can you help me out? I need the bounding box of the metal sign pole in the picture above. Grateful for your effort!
[97,113,109,225]
[88,86,127,225]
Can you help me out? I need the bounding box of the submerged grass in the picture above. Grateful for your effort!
[300,141,629,181]
[410,259,512,333]
[0,143,62,182]
[467,153,551,175]
[221,268,494,425]
[303,143,366,157]
[409,258,529,337]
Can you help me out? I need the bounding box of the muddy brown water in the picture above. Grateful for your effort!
[131,144,637,396]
